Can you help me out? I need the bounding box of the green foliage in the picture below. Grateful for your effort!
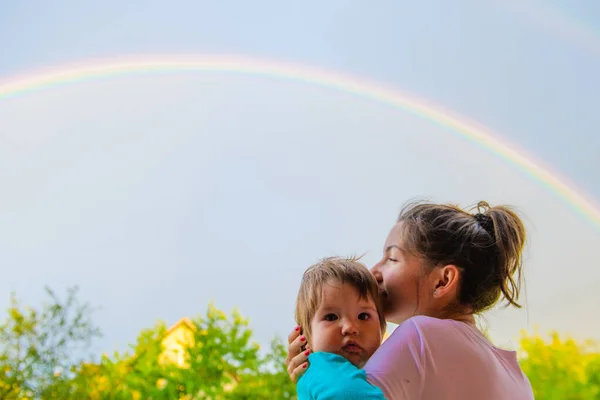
[225,338,297,400]
[518,330,600,400]
[0,287,100,399]
[5,286,600,399]
[51,301,295,399]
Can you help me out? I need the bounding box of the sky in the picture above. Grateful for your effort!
[1,0,599,357]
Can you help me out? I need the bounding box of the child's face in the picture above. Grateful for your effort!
[309,280,382,368]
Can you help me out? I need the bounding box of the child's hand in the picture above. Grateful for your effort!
[285,326,311,383]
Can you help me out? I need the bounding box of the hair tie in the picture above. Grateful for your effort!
[474,213,486,224]
[474,213,494,237]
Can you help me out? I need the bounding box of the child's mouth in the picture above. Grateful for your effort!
[342,343,362,353]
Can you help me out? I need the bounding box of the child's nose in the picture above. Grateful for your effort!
[341,319,359,335]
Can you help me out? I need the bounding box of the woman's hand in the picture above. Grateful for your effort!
[285,326,311,383]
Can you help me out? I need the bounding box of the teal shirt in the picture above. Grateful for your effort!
[296,352,386,399]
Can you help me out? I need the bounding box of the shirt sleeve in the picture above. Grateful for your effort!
[297,352,387,400]
[364,319,426,400]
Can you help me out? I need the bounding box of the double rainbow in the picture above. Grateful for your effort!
[1,55,598,231]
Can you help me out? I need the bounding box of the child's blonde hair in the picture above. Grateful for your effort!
[294,256,387,344]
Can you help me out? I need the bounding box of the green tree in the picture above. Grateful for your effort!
[0,287,100,399]
[65,303,296,400]
[63,322,177,399]
[226,337,296,399]
[518,330,600,399]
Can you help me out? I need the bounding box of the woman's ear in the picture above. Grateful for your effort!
[430,264,461,298]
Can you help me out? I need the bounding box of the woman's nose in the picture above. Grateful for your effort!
[370,263,383,283]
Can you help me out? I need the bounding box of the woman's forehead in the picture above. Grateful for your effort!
[384,222,405,248]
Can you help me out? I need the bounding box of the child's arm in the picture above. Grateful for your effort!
[296,352,386,399]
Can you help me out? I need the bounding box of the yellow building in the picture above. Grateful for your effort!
[159,317,196,368]
[159,317,237,396]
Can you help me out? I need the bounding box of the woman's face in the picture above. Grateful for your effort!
[370,222,436,325]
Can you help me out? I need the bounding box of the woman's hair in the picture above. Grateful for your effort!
[295,256,387,344]
[397,200,526,313]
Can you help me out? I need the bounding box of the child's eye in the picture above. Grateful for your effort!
[358,313,371,320]
[324,313,338,321]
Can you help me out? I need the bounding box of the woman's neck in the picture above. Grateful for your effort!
[451,313,476,326]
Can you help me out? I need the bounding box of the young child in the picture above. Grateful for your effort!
[294,256,387,399]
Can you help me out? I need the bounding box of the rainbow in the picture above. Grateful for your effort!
[1,54,599,230]
[501,1,600,56]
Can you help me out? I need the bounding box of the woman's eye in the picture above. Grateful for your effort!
[388,258,398,262]
[324,314,338,321]
[358,313,371,320]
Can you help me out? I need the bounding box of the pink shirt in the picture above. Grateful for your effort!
[365,316,534,400]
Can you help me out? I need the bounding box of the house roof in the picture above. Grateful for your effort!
[164,317,196,337]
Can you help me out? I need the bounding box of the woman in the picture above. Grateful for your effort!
[285,201,534,399]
